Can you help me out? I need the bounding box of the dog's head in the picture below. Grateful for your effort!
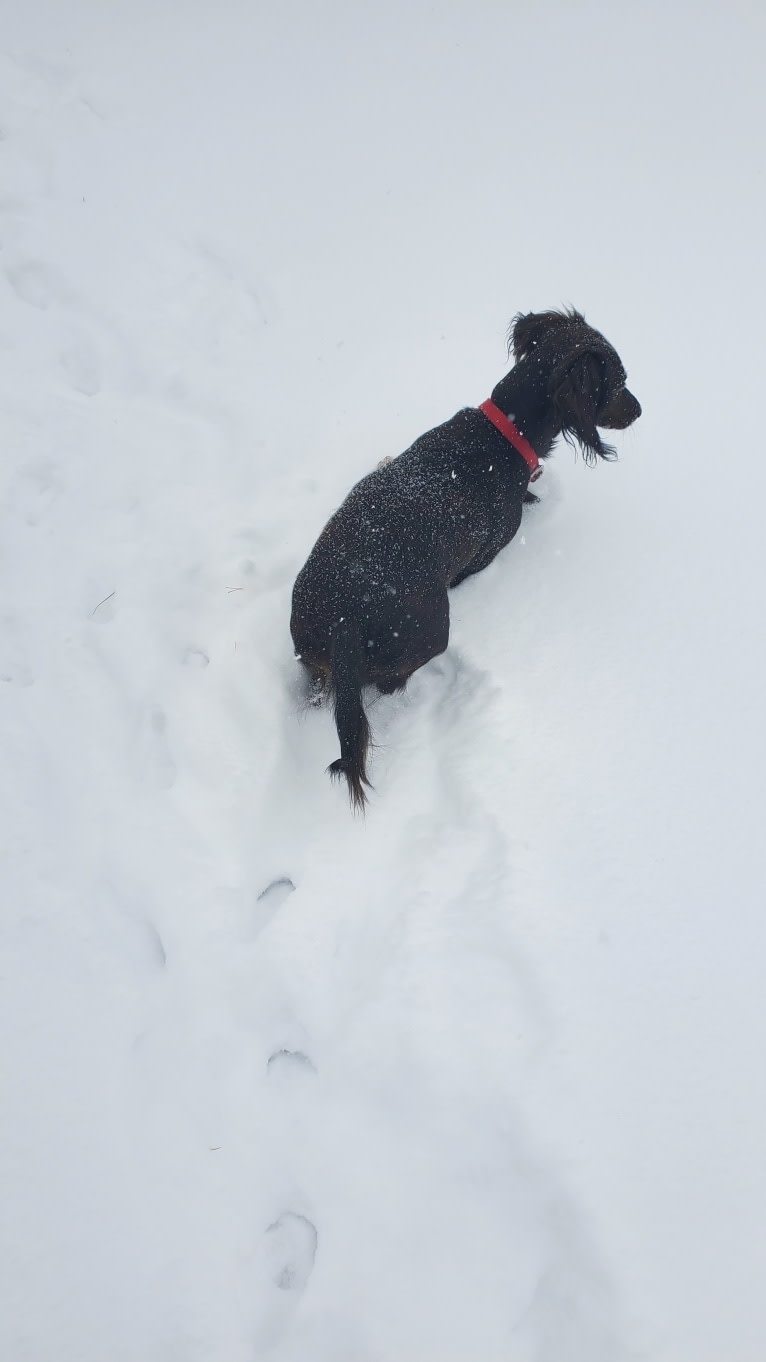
[509,309,641,464]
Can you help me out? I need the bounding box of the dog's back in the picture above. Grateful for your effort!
[291,409,527,677]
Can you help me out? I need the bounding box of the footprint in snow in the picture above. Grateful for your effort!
[267,1049,317,1079]
[138,705,177,791]
[6,259,70,310]
[253,877,295,937]
[257,877,295,908]
[182,645,210,668]
[2,662,34,687]
[60,338,101,396]
[265,1212,318,1293]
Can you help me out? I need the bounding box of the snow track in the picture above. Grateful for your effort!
[239,648,628,1361]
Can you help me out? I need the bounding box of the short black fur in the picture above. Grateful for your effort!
[291,308,641,809]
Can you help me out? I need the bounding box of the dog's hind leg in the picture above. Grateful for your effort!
[449,528,520,588]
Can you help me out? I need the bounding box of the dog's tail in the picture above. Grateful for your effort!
[327,619,372,812]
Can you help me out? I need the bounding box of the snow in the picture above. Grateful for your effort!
[2,2,766,1359]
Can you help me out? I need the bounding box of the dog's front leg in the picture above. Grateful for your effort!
[449,543,502,589]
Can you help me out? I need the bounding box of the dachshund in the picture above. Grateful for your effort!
[291,309,641,809]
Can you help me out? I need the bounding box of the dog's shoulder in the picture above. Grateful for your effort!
[397,407,481,466]
[339,408,492,511]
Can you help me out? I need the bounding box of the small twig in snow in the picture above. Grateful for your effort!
[91,590,115,616]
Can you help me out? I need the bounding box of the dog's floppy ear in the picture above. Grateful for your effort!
[509,309,583,361]
[551,350,616,465]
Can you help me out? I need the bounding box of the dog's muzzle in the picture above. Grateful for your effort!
[599,387,641,430]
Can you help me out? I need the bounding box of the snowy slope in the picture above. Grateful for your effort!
[2,3,766,1360]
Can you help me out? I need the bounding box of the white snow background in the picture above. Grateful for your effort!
[2,2,765,1359]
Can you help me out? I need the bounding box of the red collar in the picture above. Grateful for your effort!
[478,399,543,482]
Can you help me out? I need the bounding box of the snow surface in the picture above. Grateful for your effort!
[2,3,766,1360]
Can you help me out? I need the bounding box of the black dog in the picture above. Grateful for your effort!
[291,309,641,809]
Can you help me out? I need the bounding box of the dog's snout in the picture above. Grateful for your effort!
[599,387,641,430]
